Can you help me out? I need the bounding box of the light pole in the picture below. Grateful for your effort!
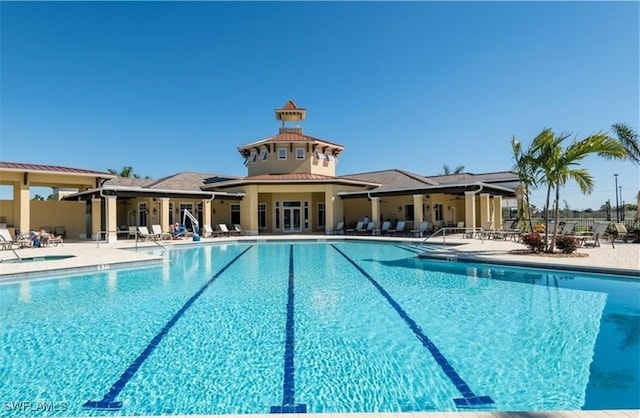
[614,174,619,222]
[619,186,623,221]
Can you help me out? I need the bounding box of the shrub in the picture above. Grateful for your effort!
[522,233,545,253]
[556,236,579,254]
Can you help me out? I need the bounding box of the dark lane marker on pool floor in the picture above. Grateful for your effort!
[270,245,306,413]
[331,244,494,409]
[83,245,254,411]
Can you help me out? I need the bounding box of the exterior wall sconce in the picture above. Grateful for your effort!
[212,208,216,215]
[425,205,430,211]
[152,208,157,215]
[398,206,402,212]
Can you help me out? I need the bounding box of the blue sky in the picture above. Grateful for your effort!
[1,1,638,210]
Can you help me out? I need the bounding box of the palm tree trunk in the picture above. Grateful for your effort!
[544,185,552,246]
[549,186,561,253]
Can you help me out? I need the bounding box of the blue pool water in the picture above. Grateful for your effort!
[0,241,638,416]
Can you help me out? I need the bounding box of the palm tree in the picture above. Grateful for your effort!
[107,166,148,179]
[611,123,640,165]
[510,135,541,232]
[531,131,627,251]
[440,164,465,175]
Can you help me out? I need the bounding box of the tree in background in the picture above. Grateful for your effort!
[611,123,640,165]
[107,166,151,179]
[440,164,465,175]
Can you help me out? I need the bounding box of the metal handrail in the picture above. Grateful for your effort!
[415,226,478,249]
[95,230,168,253]
[0,235,22,263]
[134,232,167,253]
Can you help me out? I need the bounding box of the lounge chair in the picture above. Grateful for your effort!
[128,226,138,240]
[346,221,364,235]
[388,221,406,236]
[218,224,231,237]
[202,224,218,238]
[410,221,429,237]
[378,221,391,236]
[151,224,172,240]
[493,220,516,240]
[327,221,344,235]
[0,228,17,250]
[138,226,160,241]
[359,222,376,235]
[232,224,243,236]
[569,222,609,248]
[478,221,495,239]
[612,223,631,244]
[53,225,66,239]
[48,235,64,246]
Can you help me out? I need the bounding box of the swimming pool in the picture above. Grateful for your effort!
[0,240,638,416]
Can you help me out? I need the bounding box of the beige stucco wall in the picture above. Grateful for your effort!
[0,200,15,226]
[246,146,336,177]
[30,200,86,239]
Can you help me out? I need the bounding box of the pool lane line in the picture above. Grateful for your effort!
[330,244,494,409]
[83,245,254,411]
[270,245,306,414]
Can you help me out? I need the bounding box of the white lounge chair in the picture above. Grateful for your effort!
[327,221,344,235]
[202,224,219,238]
[151,224,172,240]
[410,221,429,237]
[379,221,391,235]
[138,226,159,241]
[346,221,364,235]
[388,221,406,236]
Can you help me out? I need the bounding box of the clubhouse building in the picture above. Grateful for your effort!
[0,101,519,241]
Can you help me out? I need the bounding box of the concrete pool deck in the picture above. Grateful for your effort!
[0,234,638,280]
[0,236,638,417]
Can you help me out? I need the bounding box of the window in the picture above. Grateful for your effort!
[275,201,280,229]
[434,203,444,222]
[278,148,287,160]
[315,150,325,160]
[317,202,326,228]
[405,204,415,221]
[295,148,305,160]
[250,152,258,163]
[327,153,335,161]
[138,203,147,226]
[258,203,266,229]
[230,204,241,225]
[304,201,309,229]
[169,202,174,225]
[259,148,268,162]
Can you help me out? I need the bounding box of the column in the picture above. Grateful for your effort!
[464,191,476,236]
[160,197,170,232]
[106,195,117,243]
[492,195,503,229]
[413,194,424,224]
[91,197,102,240]
[371,197,380,228]
[202,198,212,229]
[479,193,491,227]
[240,185,258,235]
[16,182,30,234]
[324,187,335,233]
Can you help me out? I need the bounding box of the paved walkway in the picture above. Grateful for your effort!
[0,234,637,280]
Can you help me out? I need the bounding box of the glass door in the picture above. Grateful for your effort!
[282,201,302,232]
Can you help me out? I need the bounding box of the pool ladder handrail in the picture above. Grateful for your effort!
[95,230,168,253]
[415,226,480,249]
[134,232,168,253]
[0,235,23,263]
